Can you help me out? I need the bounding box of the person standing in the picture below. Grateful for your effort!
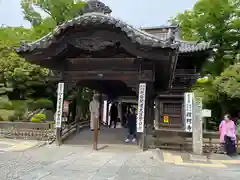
[125,107,137,143]
[219,114,237,156]
[109,102,118,128]
[89,94,100,131]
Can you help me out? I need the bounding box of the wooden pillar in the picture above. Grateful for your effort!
[92,93,102,150]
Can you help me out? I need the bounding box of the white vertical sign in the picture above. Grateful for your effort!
[55,83,64,128]
[108,103,112,125]
[137,83,146,133]
[184,92,193,132]
[102,100,108,124]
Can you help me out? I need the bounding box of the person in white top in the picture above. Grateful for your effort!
[89,94,100,131]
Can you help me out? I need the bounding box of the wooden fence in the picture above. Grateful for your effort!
[152,129,240,154]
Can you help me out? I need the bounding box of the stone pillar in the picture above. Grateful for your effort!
[154,98,160,130]
[192,96,203,154]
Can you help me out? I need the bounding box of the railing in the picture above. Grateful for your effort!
[61,120,90,142]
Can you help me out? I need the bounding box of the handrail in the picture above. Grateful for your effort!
[61,120,90,142]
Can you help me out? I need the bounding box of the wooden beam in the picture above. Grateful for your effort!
[66,60,139,71]
[67,57,136,63]
[64,70,140,81]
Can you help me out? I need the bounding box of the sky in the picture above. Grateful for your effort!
[0,0,198,28]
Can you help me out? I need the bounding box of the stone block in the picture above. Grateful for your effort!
[189,154,207,162]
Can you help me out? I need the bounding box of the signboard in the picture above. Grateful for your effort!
[202,109,211,117]
[137,83,146,133]
[163,116,169,123]
[55,83,64,128]
[184,92,193,132]
[63,100,69,113]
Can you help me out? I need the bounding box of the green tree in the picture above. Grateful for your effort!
[21,0,86,26]
[213,63,240,99]
[0,27,50,99]
[171,0,240,75]
[20,0,93,118]
[171,0,240,122]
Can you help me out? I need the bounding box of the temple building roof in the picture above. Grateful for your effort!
[16,12,179,53]
[141,26,211,54]
[16,13,180,54]
[15,0,211,74]
[16,0,211,56]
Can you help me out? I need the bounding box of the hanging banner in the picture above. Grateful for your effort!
[184,92,193,132]
[55,83,64,128]
[137,83,146,133]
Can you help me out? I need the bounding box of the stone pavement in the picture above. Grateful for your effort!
[0,143,240,180]
[0,139,42,153]
[160,149,240,168]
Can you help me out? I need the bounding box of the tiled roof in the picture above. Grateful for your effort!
[178,40,211,53]
[141,26,211,53]
[16,13,179,53]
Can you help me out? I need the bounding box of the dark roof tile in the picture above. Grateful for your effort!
[16,13,179,53]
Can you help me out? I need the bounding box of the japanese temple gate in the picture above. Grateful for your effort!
[16,1,211,150]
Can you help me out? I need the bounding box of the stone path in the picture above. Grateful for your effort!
[0,127,240,180]
[160,149,240,168]
[65,126,131,146]
[0,144,239,180]
[0,139,41,152]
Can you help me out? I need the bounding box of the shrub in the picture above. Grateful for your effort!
[33,99,54,110]
[8,114,18,121]
[11,100,27,110]
[35,113,46,120]
[31,113,46,122]
[0,109,15,121]
[31,117,41,123]
[0,101,13,110]
[26,99,35,110]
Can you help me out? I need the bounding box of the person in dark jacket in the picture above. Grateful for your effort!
[109,102,118,128]
[125,107,137,143]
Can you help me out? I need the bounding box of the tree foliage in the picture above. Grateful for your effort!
[213,63,240,99]
[0,0,92,121]
[171,0,240,76]
[21,0,86,26]
[0,27,50,100]
[171,0,240,120]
